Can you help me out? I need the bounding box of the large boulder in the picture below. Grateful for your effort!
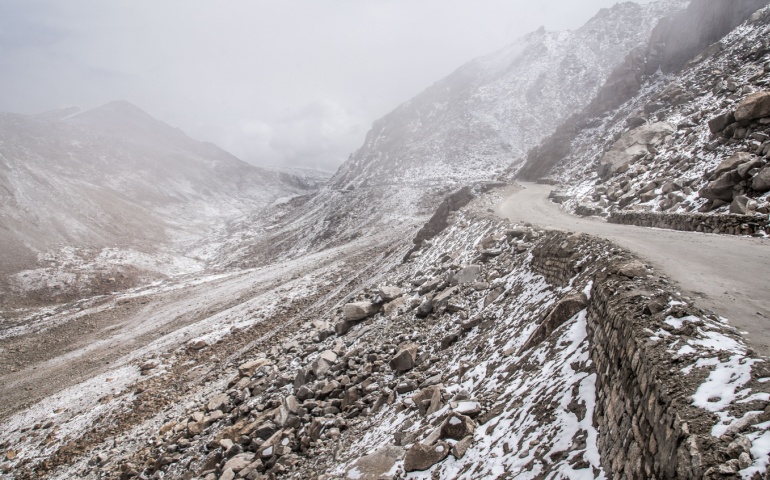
[440,413,475,440]
[730,195,755,214]
[708,111,735,134]
[432,287,459,312]
[734,92,770,122]
[713,152,752,178]
[343,302,379,321]
[699,171,742,202]
[597,122,675,179]
[753,166,770,193]
[403,442,450,472]
[389,344,419,372]
[311,350,338,378]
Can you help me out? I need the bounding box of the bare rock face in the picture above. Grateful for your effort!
[403,442,450,472]
[735,92,770,122]
[597,122,675,179]
[343,302,379,321]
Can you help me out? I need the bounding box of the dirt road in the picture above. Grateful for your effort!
[496,182,770,355]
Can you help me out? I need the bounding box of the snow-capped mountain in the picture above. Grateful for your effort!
[0,101,315,301]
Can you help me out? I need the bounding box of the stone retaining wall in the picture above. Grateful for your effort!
[609,210,770,236]
[530,231,767,479]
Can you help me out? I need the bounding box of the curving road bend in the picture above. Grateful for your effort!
[495,182,770,356]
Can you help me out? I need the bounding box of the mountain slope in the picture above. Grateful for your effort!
[332,0,687,189]
[240,0,688,260]
[527,1,770,218]
[0,101,313,302]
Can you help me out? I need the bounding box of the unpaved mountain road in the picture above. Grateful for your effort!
[496,182,770,356]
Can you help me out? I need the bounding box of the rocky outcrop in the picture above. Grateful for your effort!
[597,122,675,179]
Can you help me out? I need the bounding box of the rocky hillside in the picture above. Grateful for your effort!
[6,188,770,479]
[0,101,315,303]
[520,1,770,221]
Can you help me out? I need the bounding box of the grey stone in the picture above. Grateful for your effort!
[734,91,770,122]
[713,152,752,177]
[452,436,473,460]
[207,393,229,413]
[389,344,419,372]
[415,297,433,318]
[378,286,403,302]
[699,171,742,202]
[404,442,450,472]
[752,166,770,192]
[708,111,735,133]
[238,358,270,378]
[433,287,458,312]
[598,122,675,178]
[346,446,405,480]
[412,386,442,416]
[343,302,379,321]
[451,265,482,286]
[616,260,648,278]
[440,413,475,440]
[730,195,754,214]
[223,453,255,472]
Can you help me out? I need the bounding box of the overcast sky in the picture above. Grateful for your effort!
[0,1,651,171]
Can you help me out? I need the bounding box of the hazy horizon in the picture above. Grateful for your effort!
[0,0,656,171]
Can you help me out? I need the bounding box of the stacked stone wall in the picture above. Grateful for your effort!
[529,231,763,479]
[609,210,770,236]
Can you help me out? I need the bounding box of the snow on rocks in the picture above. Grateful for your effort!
[547,6,770,224]
[5,190,770,479]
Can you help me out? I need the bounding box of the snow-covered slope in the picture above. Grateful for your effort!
[331,0,686,190]
[242,0,688,258]
[0,101,314,301]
